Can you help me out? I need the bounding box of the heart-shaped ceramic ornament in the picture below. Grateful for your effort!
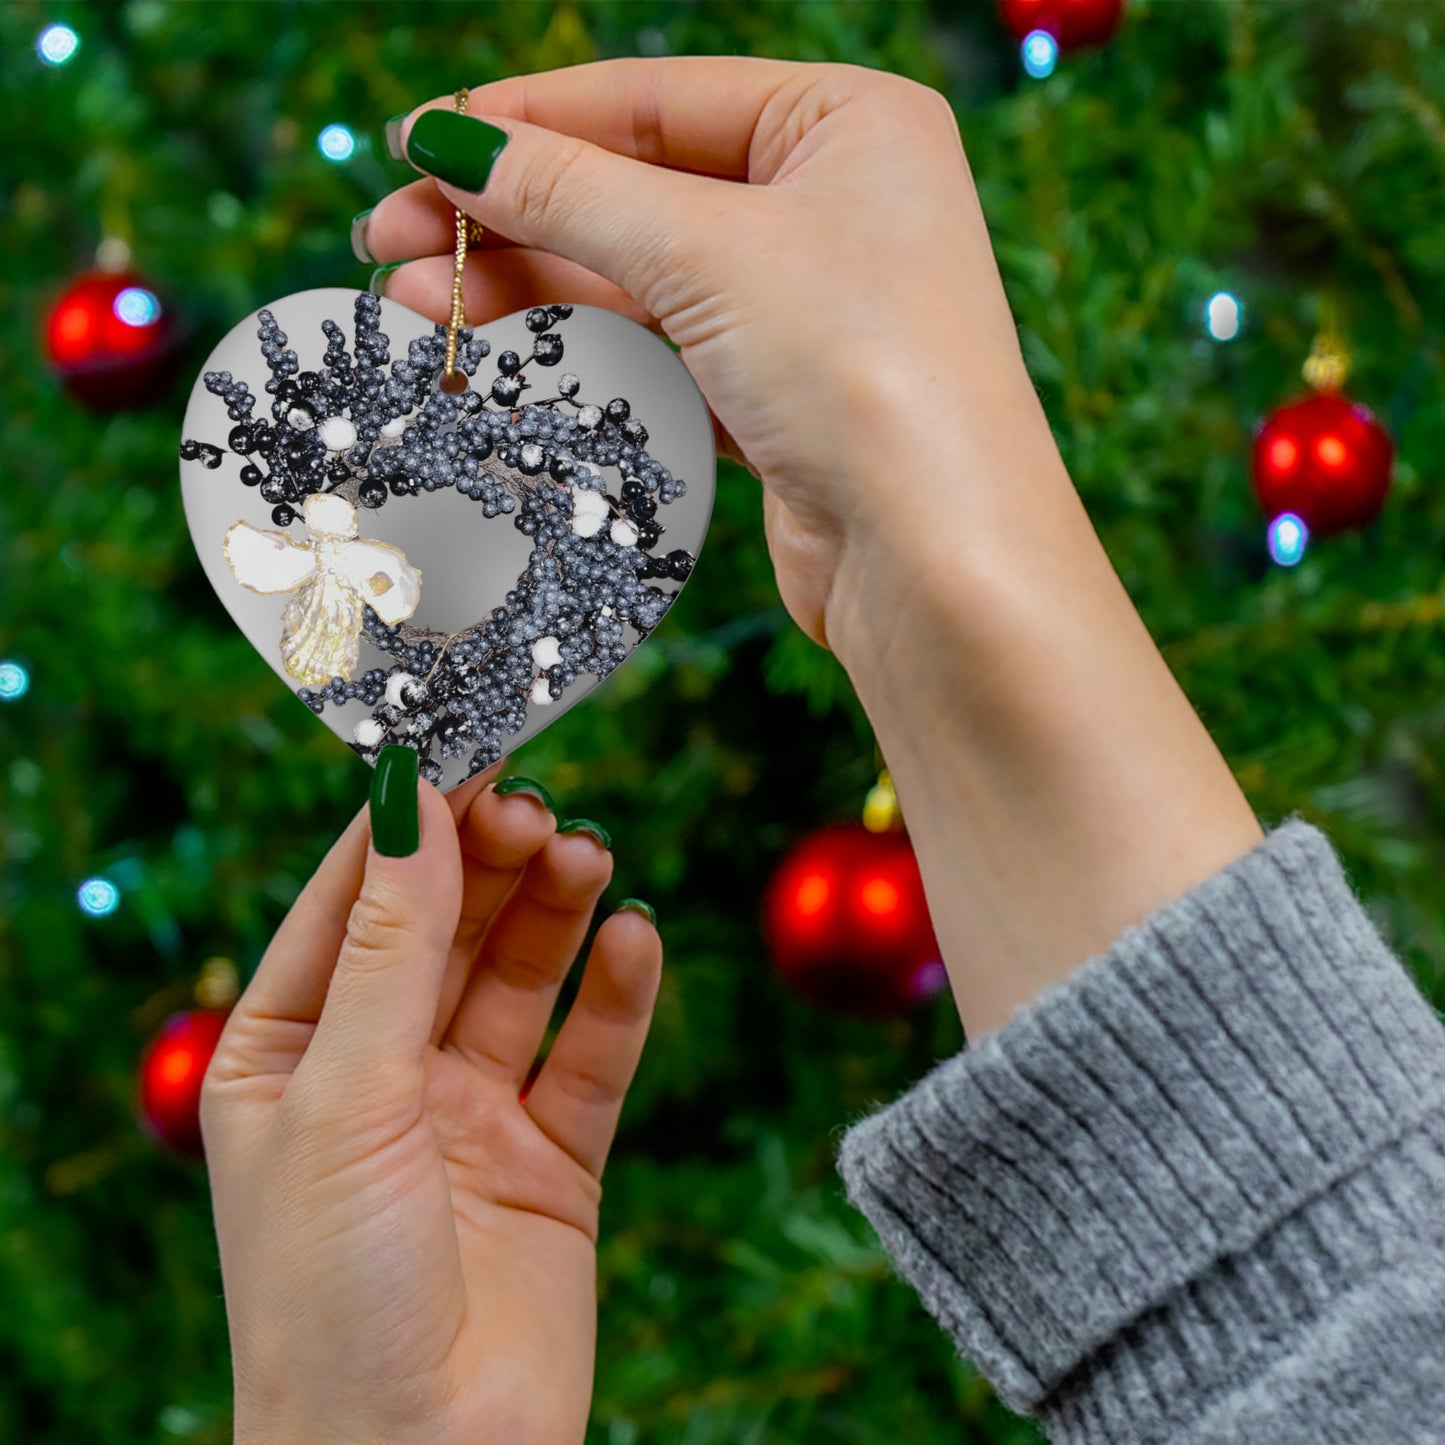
[180,290,715,792]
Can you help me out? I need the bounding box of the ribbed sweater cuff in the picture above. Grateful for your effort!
[836,819,1445,1428]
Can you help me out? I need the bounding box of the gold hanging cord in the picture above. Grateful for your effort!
[439,88,486,394]
[423,88,491,692]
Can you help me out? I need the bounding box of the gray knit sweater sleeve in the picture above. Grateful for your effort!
[835,820,1445,1443]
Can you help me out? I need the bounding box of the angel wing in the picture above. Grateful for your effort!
[223,521,317,595]
[333,539,423,627]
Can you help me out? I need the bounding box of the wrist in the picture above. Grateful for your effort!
[822,397,1261,1038]
[822,369,1077,679]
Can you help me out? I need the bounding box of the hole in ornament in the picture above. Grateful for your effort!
[438,370,469,396]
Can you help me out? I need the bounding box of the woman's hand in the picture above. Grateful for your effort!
[201,756,661,1445]
[362,56,1042,652]
[363,58,1261,1042]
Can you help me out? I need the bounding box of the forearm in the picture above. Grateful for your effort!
[825,377,1262,1039]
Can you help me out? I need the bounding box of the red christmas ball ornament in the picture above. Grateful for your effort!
[1251,391,1394,537]
[764,822,945,1017]
[998,0,1124,50]
[45,269,180,410]
[137,1009,230,1157]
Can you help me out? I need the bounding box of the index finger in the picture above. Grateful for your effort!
[418,55,811,184]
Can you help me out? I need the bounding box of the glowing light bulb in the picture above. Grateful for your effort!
[1315,434,1348,469]
[1267,512,1309,567]
[0,660,29,700]
[114,287,161,328]
[1205,291,1242,341]
[37,24,79,66]
[318,124,356,162]
[1021,29,1059,79]
[77,877,121,917]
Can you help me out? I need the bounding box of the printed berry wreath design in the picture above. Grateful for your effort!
[180,293,703,788]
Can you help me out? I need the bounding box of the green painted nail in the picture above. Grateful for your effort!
[617,898,656,926]
[370,746,419,857]
[384,113,409,162]
[350,208,375,265]
[494,776,555,812]
[405,109,509,192]
[368,261,405,297]
[559,818,612,850]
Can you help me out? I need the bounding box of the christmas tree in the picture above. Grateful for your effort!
[4,3,1444,1442]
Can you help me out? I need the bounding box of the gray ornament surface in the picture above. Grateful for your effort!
[180,289,714,791]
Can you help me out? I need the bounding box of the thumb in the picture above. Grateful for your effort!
[303,746,463,1087]
[396,105,743,321]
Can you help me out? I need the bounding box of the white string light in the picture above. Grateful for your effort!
[317,124,356,162]
[37,24,79,66]
[0,660,29,701]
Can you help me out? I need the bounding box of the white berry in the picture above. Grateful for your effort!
[381,417,408,438]
[570,511,605,538]
[610,519,639,547]
[287,406,315,431]
[353,718,385,748]
[384,671,417,709]
[532,636,562,669]
[570,486,609,517]
[530,676,554,705]
[319,416,358,452]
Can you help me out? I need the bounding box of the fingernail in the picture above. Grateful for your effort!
[494,775,555,812]
[368,261,405,297]
[370,745,420,857]
[404,110,510,192]
[617,898,656,926]
[384,113,409,162]
[558,818,612,851]
[350,208,375,264]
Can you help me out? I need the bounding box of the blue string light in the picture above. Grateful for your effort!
[318,124,356,162]
[1268,512,1309,567]
[114,287,162,328]
[1205,291,1242,342]
[77,878,121,917]
[1021,30,1059,79]
[0,660,29,701]
[37,23,79,66]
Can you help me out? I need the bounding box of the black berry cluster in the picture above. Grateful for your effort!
[181,294,698,780]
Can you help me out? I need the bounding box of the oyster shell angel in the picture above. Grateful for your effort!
[222,492,422,685]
